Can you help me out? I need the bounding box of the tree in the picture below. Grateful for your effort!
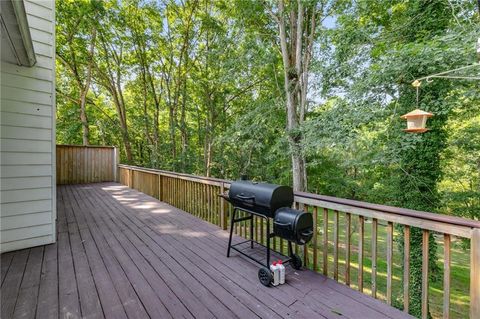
[267,0,319,192]
[317,1,478,316]
[56,0,101,145]
[94,3,134,161]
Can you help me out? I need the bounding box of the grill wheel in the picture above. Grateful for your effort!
[258,267,272,286]
[291,254,302,270]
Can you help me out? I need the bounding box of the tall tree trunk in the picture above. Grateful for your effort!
[110,87,133,162]
[275,0,316,192]
[79,97,90,146]
[79,29,96,146]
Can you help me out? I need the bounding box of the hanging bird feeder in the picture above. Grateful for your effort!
[400,40,479,133]
[400,109,433,133]
[401,80,433,133]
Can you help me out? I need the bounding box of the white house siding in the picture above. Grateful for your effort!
[0,0,55,253]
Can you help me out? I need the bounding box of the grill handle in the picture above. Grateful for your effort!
[235,194,255,201]
[301,230,313,237]
[274,221,291,227]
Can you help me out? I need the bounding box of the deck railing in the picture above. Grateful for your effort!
[118,164,480,319]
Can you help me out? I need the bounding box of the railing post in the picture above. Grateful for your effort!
[471,228,480,318]
[220,183,227,230]
[113,147,119,182]
[129,169,133,188]
[158,173,163,201]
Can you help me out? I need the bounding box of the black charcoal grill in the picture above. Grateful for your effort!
[222,179,313,286]
[228,180,293,218]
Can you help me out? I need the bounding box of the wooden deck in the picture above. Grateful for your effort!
[1,183,413,319]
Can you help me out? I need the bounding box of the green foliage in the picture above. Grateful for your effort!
[56,2,479,317]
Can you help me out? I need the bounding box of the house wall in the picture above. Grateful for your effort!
[0,0,56,253]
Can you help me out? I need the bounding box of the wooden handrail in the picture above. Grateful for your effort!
[118,164,480,318]
[295,191,480,230]
[119,164,480,235]
[118,164,230,185]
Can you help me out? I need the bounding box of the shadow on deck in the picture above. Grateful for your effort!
[1,183,413,319]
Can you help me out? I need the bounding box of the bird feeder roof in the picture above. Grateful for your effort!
[400,109,434,119]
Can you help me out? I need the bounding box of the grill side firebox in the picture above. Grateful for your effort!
[224,180,314,286]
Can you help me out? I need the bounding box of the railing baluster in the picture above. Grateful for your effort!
[241,211,246,238]
[182,179,186,210]
[189,180,192,214]
[158,174,163,201]
[197,183,203,219]
[204,184,208,221]
[422,229,429,319]
[294,203,299,256]
[216,185,220,225]
[185,180,188,211]
[358,215,364,292]
[313,206,318,272]
[181,179,185,210]
[200,183,204,219]
[197,182,201,217]
[195,181,199,216]
[173,177,177,207]
[216,186,221,225]
[443,234,451,319]
[304,204,309,267]
[234,204,239,234]
[253,216,257,242]
[471,229,480,319]
[260,217,264,245]
[212,185,215,222]
[387,221,393,305]
[345,212,351,286]
[208,185,212,223]
[191,181,194,216]
[175,177,177,206]
[333,210,339,281]
[190,181,196,215]
[164,176,167,203]
[180,178,184,209]
[203,183,207,220]
[211,185,215,223]
[164,176,168,203]
[323,208,329,276]
[404,225,410,313]
[371,218,377,298]
[179,178,182,209]
[169,177,172,205]
[220,183,227,230]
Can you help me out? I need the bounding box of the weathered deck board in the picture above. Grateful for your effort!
[12,246,44,319]
[1,183,414,319]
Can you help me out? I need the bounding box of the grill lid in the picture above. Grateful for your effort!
[274,207,313,245]
[228,180,294,215]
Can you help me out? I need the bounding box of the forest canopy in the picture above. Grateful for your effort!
[56,0,479,222]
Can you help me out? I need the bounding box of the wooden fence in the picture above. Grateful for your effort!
[118,164,480,319]
[56,145,118,184]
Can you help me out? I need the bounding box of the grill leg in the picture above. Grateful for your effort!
[250,216,254,249]
[227,208,237,257]
[288,240,293,257]
[266,218,270,267]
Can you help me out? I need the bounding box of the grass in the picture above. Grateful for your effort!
[231,209,471,319]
